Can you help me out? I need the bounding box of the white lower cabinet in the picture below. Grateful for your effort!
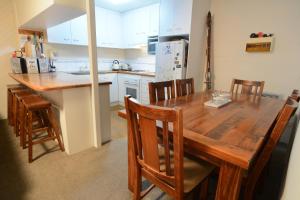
[118,74,142,104]
[100,73,154,105]
[99,73,118,103]
[140,77,155,104]
[117,74,127,103]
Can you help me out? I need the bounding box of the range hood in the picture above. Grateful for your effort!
[14,0,86,30]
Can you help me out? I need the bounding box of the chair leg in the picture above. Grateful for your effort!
[14,100,20,136]
[11,94,17,128]
[199,177,209,200]
[47,108,64,151]
[7,90,12,125]
[27,111,33,163]
[133,167,142,200]
[20,104,27,149]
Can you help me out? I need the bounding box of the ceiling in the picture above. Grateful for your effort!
[94,0,160,13]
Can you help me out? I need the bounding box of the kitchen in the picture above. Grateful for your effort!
[43,0,198,106]
[8,0,204,154]
[1,0,300,200]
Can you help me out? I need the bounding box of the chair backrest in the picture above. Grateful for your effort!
[176,78,195,97]
[125,95,184,198]
[291,89,300,102]
[230,79,265,99]
[148,80,175,104]
[244,97,298,199]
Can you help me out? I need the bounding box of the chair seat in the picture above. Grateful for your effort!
[158,146,214,193]
[183,156,214,193]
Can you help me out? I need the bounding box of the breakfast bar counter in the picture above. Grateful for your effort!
[10,72,112,155]
[9,72,112,91]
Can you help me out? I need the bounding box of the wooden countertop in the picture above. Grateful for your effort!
[9,72,112,92]
[69,70,155,77]
[109,70,155,77]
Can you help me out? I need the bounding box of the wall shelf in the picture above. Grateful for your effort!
[246,37,274,52]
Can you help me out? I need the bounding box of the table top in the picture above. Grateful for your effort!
[9,72,112,91]
[119,92,285,169]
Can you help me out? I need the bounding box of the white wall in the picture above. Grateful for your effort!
[210,0,300,98]
[282,124,300,199]
[187,0,211,92]
[124,47,156,72]
[0,0,19,119]
[13,0,85,29]
[210,1,300,199]
[13,0,54,26]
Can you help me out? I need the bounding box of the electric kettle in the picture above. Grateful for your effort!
[112,60,120,71]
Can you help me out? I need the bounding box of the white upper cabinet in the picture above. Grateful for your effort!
[47,15,87,46]
[95,7,106,47]
[47,4,160,49]
[122,4,159,48]
[122,7,149,48]
[70,15,88,46]
[148,3,160,37]
[106,10,123,48]
[96,7,122,48]
[159,0,193,36]
[47,21,72,44]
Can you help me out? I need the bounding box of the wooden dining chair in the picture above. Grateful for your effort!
[291,89,300,102]
[243,97,298,200]
[176,78,195,97]
[148,80,175,103]
[124,95,214,200]
[230,79,265,99]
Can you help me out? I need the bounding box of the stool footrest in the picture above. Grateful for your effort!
[32,136,58,145]
[32,127,49,133]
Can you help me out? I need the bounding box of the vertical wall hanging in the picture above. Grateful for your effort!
[204,11,212,91]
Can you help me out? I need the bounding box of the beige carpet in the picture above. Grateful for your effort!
[0,108,171,200]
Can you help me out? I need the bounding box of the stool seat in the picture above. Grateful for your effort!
[22,95,51,110]
[7,84,24,89]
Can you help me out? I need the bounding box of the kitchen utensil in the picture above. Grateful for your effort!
[112,60,120,71]
[120,63,131,71]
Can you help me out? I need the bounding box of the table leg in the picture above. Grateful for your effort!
[215,161,243,200]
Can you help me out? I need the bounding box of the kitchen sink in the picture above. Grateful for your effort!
[70,71,90,75]
[69,71,108,75]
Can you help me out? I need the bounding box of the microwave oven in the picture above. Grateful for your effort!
[147,36,158,55]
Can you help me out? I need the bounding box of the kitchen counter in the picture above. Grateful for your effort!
[68,70,155,77]
[9,72,112,92]
[9,72,111,155]
[106,70,155,77]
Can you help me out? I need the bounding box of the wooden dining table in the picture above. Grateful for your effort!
[118,92,285,200]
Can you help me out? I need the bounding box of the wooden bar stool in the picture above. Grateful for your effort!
[21,95,65,163]
[15,92,41,147]
[7,85,26,126]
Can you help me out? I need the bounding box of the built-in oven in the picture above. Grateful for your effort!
[124,77,140,101]
[147,36,158,55]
